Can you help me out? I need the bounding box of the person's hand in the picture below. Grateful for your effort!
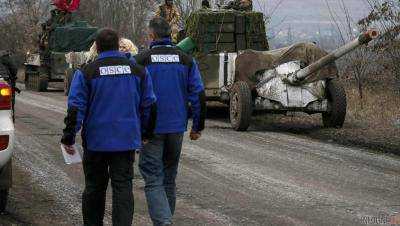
[62,144,76,155]
[190,131,201,140]
[142,139,149,145]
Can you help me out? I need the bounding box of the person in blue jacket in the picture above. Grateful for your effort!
[61,28,157,226]
[135,17,206,226]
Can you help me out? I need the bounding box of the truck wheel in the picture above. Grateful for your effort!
[322,80,347,128]
[64,68,74,96]
[0,189,8,213]
[25,68,48,92]
[37,73,48,92]
[25,65,36,91]
[230,81,253,131]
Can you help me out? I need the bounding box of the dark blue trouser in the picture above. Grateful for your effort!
[139,133,184,226]
[82,150,135,226]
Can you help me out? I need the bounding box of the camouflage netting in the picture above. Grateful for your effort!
[185,10,269,54]
[235,43,339,88]
[49,21,98,52]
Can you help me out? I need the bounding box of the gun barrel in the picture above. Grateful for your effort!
[286,29,379,84]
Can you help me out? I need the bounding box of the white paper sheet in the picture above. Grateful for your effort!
[61,144,82,165]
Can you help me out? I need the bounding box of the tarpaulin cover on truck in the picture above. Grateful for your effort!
[49,21,97,52]
[235,43,339,87]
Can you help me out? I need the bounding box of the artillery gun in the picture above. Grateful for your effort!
[179,9,378,131]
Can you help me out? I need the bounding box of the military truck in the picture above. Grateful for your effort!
[24,9,97,92]
[179,9,378,131]
[182,10,269,102]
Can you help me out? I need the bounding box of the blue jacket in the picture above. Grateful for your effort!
[135,38,206,134]
[61,51,157,152]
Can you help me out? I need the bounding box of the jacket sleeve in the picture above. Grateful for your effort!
[140,69,157,140]
[61,70,89,145]
[188,59,206,132]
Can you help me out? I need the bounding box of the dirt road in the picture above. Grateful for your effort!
[1,88,399,226]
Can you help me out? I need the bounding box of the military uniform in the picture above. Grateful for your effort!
[155,4,181,42]
[224,0,253,11]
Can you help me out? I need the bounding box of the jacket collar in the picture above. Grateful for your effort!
[97,50,126,60]
[150,38,174,49]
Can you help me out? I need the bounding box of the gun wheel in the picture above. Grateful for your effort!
[322,80,347,128]
[230,81,252,131]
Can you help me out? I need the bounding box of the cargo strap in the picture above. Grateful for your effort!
[223,53,229,86]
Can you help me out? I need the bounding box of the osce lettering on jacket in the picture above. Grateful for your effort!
[99,65,132,76]
[151,54,180,63]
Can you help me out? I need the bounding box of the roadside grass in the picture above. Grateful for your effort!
[346,84,399,129]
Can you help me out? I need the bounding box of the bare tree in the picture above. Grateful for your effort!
[255,0,286,43]
[0,0,50,56]
[77,0,155,46]
[360,0,400,91]
[324,0,371,107]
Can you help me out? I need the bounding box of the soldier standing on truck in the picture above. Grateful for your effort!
[223,0,253,11]
[40,9,73,52]
[40,0,80,50]
[155,0,181,43]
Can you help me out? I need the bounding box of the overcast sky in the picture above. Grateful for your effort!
[255,0,371,32]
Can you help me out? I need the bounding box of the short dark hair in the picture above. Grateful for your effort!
[149,17,172,39]
[95,28,119,53]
